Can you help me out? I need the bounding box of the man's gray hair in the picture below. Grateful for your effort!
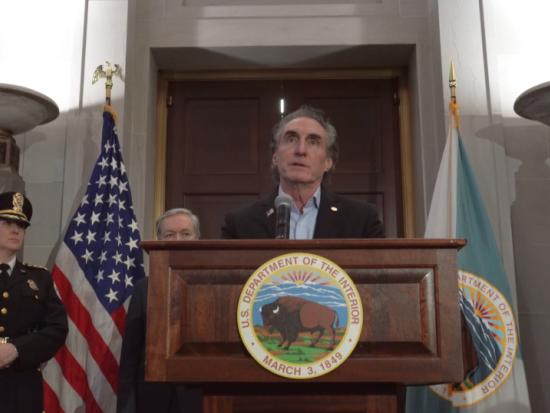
[270,105,339,184]
[155,208,200,239]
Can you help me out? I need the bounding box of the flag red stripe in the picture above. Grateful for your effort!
[54,345,104,413]
[112,304,126,335]
[43,379,64,413]
[52,263,119,392]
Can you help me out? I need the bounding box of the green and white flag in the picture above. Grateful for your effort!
[406,106,531,412]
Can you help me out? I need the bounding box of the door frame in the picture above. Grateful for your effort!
[154,69,416,237]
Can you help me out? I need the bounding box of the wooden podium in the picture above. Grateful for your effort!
[141,239,466,413]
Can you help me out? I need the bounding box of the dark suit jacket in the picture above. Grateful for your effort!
[0,261,68,413]
[117,278,203,413]
[222,187,384,239]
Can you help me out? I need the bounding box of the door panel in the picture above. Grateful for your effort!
[183,99,259,175]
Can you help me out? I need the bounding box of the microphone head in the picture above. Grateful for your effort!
[274,194,292,209]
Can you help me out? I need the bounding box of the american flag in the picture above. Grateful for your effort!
[43,109,146,412]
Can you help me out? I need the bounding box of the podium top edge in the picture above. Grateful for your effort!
[140,238,467,251]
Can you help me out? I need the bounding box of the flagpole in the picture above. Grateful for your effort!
[449,61,456,105]
[446,61,458,238]
[449,61,459,129]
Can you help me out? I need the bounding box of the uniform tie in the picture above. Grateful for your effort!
[0,263,10,277]
[0,264,9,291]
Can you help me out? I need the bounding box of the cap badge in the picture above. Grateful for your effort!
[13,193,24,214]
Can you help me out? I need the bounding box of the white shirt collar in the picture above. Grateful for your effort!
[278,186,321,211]
[7,255,16,272]
[1,255,17,276]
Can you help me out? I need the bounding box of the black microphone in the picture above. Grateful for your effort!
[274,195,292,239]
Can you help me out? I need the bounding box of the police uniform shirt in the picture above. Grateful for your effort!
[0,256,16,337]
[0,258,68,413]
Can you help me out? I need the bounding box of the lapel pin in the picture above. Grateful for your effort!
[330,206,338,212]
[266,208,274,217]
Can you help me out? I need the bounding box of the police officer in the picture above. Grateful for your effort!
[0,192,68,412]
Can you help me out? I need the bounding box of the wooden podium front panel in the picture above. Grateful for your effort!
[144,239,464,385]
[168,268,435,355]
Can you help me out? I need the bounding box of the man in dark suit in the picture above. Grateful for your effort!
[0,191,68,413]
[222,105,384,239]
[117,208,203,413]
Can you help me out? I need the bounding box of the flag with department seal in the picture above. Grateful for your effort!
[405,104,531,413]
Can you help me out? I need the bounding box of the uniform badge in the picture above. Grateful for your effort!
[27,279,39,291]
[13,193,25,213]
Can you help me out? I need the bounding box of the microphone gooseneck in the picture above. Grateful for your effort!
[274,195,292,239]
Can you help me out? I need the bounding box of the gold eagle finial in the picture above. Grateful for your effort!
[92,61,124,105]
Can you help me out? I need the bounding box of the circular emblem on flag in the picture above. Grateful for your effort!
[430,270,517,406]
[237,252,363,379]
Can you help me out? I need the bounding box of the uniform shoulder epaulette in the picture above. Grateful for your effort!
[23,262,49,271]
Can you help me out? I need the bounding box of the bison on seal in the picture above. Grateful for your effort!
[260,296,338,350]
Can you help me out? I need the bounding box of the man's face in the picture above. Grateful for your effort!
[272,117,333,189]
[158,214,197,241]
[0,219,25,256]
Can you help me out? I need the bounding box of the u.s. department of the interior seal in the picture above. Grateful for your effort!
[237,252,363,379]
[430,270,517,406]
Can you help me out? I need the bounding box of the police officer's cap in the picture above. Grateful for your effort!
[0,192,33,228]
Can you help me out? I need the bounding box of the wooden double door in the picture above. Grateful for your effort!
[165,76,403,238]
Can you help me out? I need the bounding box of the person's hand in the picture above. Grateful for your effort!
[0,343,18,368]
